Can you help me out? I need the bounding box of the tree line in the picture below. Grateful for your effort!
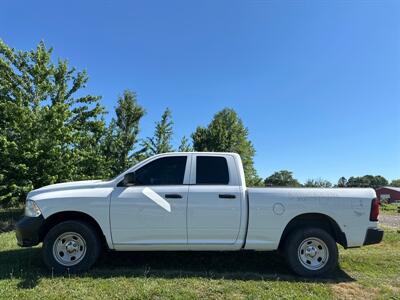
[0,41,398,207]
[264,171,399,188]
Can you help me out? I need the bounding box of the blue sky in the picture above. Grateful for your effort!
[1,0,399,183]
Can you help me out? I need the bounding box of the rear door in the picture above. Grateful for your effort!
[187,154,242,245]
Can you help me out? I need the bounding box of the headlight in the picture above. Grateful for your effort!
[25,200,42,217]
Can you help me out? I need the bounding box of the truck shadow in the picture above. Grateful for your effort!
[0,247,354,289]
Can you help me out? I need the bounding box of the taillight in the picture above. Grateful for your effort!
[370,198,380,222]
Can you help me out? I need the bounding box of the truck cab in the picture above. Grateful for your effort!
[110,152,247,250]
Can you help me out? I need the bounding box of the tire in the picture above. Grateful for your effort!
[42,220,101,273]
[284,227,338,277]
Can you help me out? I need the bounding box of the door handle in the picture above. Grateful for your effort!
[165,194,183,199]
[219,194,236,199]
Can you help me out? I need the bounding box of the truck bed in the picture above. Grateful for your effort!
[244,187,377,250]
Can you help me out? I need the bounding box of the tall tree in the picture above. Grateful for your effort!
[304,178,332,188]
[178,136,193,152]
[143,108,174,156]
[337,177,347,187]
[0,40,106,206]
[103,90,145,176]
[191,108,262,186]
[264,170,301,187]
[370,175,388,188]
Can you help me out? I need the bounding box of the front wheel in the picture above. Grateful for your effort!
[42,220,101,273]
[284,227,338,277]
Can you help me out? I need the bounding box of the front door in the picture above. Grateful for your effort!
[110,155,190,247]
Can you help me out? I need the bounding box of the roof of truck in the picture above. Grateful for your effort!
[157,151,239,155]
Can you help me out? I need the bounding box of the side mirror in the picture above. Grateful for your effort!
[123,172,136,187]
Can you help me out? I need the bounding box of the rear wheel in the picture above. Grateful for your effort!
[284,227,338,277]
[42,220,101,273]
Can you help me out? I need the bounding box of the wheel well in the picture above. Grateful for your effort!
[278,213,347,249]
[39,211,108,249]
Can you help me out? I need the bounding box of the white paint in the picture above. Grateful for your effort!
[142,187,171,212]
[244,187,376,249]
[110,184,188,245]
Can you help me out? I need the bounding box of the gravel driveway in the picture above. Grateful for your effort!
[380,214,400,228]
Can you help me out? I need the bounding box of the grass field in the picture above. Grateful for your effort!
[0,222,399,300]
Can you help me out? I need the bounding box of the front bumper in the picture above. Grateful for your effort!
[363,228,384,246]
[15,215,44,247]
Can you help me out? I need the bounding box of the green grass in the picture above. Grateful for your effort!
[381,203,400,215]
[0,227,399,299]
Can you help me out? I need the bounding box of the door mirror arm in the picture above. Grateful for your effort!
[119,172,136,187]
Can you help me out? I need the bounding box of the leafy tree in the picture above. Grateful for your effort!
[0,40,106,206]
[178,136,193,152]
[347,175,388,189]
[304,178,332,188]
[191,126,209,152]
[347,176,367,187]
[102,90,145,176]
[143,108,174,156]
[191,108,262,186]
[390,179,400,187]
[370,175,389,188]
[264,170,301,187]
[337,177,347,187]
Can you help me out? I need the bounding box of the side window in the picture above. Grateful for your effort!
[134,156,187,185]
[196,156,229,185]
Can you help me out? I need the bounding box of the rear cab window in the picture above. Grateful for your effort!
[196,156,229,185]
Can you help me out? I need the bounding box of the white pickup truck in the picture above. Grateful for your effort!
[16,152,383,276]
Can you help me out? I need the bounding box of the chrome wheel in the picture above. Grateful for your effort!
[52,232,87,266]
[298,237,329,270]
